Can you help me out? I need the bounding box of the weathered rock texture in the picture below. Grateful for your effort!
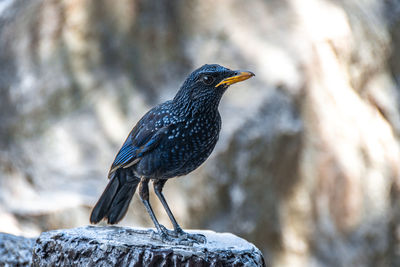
[1,0,400,267]
[31,226,266,267]
[0,232,35,266]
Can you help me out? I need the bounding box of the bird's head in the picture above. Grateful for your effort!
[174,64,255,111]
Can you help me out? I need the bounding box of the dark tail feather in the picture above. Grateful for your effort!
[90,174,119,224]
[90,170,140,224]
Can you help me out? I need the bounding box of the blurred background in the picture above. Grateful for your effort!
[1,0,400,266]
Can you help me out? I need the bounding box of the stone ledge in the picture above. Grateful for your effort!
[32,226,266,266]
[0,232,35,266]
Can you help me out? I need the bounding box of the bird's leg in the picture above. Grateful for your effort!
[139,178,163,232]
[153,179,181,233]
[153,179,206,244]
[139,177,193,245]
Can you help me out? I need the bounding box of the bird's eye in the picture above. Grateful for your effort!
[201,75,214,85]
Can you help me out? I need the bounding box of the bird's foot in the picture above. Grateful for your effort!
[151,225,206,245]
[150,228,195,246]
[159,225,177,237]
[171,227,206,244]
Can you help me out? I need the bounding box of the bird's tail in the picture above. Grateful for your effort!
[90,169,140,224]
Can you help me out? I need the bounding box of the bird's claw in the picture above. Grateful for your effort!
[151,226,207,245]
[176,230,206,244]
[169,226,206,244]
[188,233,206,243]
[159,224,177,237]
[150,229,194,246]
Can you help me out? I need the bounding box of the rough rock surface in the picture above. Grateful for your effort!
[31,226,266,267]
[0,232,35,266]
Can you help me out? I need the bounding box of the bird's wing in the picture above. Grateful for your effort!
[108,111,170,177]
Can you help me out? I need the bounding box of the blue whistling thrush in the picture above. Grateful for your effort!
[90,64,255,245]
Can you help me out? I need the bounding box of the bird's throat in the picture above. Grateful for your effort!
[173,90,223,117]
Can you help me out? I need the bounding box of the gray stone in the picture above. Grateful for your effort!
[0,232,35,267]
[32,226,266,267]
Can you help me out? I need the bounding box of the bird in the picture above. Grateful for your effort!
[90,64,254,245]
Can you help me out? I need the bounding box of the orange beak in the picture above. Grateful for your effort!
[215,71,255,87]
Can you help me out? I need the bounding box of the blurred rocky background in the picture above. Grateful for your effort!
[1,0,400,266]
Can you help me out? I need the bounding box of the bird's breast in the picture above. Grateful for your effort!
[136,113,221,179]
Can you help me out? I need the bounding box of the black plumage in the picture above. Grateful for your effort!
[90,64,254,244]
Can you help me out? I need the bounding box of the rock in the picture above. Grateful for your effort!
[31,226,266,267]
[0,232,36,266]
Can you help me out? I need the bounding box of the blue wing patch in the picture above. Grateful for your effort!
[112,139,138,167]
[108,126,170,176]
